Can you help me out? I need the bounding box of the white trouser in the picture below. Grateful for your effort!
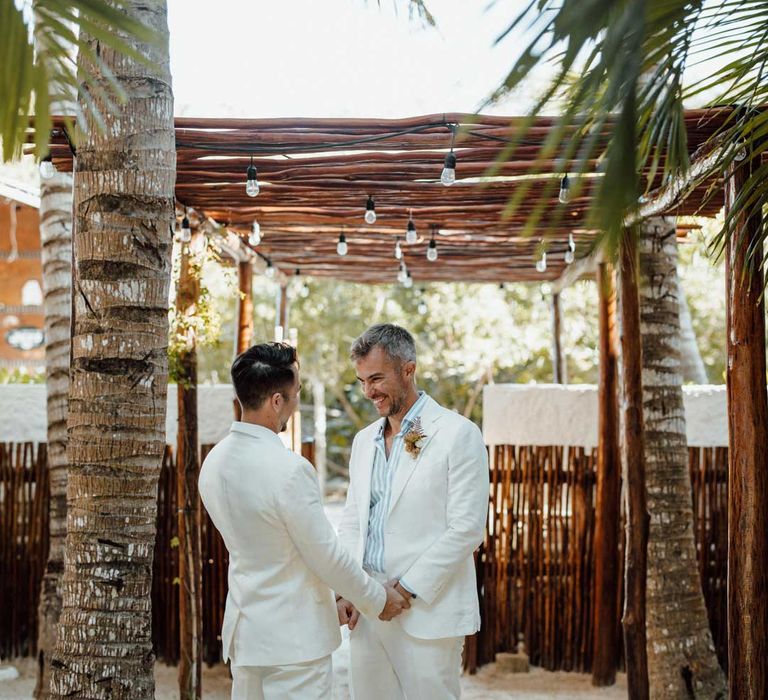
[230,655,333,699]
[349,613,464,699]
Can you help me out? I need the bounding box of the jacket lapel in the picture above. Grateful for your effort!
[354,425,378,541]
[388,398,443,515]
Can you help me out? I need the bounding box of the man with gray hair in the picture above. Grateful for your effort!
[336,323,490,698]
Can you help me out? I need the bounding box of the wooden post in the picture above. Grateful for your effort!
[550,292,567,383]
[724,156,768,700]
[592,263,621,687]
[276,284,289,340]
[617,229,649,700]
[176,233,202,700]
[236,260,253,355]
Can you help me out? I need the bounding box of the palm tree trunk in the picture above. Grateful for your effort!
[638,217,726,699]
[34,168,72,700]
[49,1,175,697]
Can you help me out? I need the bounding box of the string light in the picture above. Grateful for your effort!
[180,209,191,243]
[249,220,261,246]
[364,196,377,224]
[265,260,275,278]
[565,233,576,264]
[337,232,348,256]
[405,211,417,244]
[426,229,438,262]
[295,268,310,298]
[246,155,259,197]
[441,125,457,186]
[394,237,403,260]
[397,261,408,284]
[404,270,413,289]
[417,287,428,315]
[535,250,547,273]
[558,174,570,204]
[39,154,56,180]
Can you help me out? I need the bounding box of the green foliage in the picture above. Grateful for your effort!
[0,366,45,383]
[488,0,768,267]
[2,0,158,162]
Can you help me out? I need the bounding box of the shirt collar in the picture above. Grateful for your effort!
[230,421,286,446]
[374,391,429,441]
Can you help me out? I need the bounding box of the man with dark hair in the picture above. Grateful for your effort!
[199,342,410,699]
[338,324,490,699]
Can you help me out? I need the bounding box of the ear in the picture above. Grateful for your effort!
[269,391,284,413]
[403,360,416,379]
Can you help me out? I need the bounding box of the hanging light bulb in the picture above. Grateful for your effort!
[394,237,403,260]
[249,220,261,246]
[300,283,310,298]
[180,211,192,243]
[39,154,56,180]
[535,251,547,273]
[397,262,408,284]
[405,212,417,244]
[364,196,377,224]
[426,237,438,262]
[558,174,570,204]
[404,271,414,289]
[246,155,259,197]
[265,260,275,278]
[565,233,576,264]
[441,151,456,186]
[337,232,348,256]
[418,300,428,315]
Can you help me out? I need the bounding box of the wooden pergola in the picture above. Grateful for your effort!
[46,110,726,286]
[44,107,767,697]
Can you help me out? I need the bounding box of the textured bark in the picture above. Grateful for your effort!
[34,169,73,700]
[677,284,708,384]
[724,159,768,700]
[618,229,649,700]
[49,2,176,698]
[592,263,621,687]
[638,218,726,699]
[551,292,567,383]
[176,236,202,700]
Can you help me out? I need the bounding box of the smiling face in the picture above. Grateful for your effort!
[355,345,415,418]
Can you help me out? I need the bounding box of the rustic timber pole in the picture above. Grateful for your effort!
[236,260,254,355]
[617,229,649,700]
[592,263,621,687]
[550,292,567,383]
[276,283,289,340]
[724,155,768,700]
[176,233,202,700]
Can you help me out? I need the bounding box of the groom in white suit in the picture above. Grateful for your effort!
[199,342,410,699]
[337,324,490,699]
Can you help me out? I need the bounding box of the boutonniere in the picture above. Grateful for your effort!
[403,417,427,459]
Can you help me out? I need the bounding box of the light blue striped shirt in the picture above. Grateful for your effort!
[363,391,429,575]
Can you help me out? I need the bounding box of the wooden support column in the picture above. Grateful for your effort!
[276,284,289,340]
[724,156,768,700]
[176,233,202,700]
[236,260,254,355]
[592,263,621,687]
[617,229,649,700]
[550,292,567,383]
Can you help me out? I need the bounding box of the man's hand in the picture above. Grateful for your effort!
[379,583,411,621]
[336,597,361,630]
[390,578,415,602]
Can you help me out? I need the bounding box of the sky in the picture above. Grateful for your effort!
[167,0,545,119]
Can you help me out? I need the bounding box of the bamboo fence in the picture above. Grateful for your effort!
[1,441,729,673]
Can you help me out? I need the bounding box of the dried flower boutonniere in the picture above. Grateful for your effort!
[403,417,427,459]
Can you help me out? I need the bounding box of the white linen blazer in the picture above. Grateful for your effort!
[337,395,490,640]
[198,421,386,666]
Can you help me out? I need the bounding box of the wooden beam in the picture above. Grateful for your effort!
[724,155,768,700]
[592,262,621,687]
[618,228,650,700]
[550,292,566,383]
[175,232,202,700]
[551,248,602,295]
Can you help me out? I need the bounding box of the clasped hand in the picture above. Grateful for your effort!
[337,579,411,629]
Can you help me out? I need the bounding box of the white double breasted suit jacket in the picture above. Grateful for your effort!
[198,422,386,667]
[337,395,490,639]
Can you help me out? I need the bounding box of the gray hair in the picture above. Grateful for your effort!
[350,324,416,364]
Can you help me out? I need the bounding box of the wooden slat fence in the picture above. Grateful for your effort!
[473,444,729,673]
[1,440,730,675]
